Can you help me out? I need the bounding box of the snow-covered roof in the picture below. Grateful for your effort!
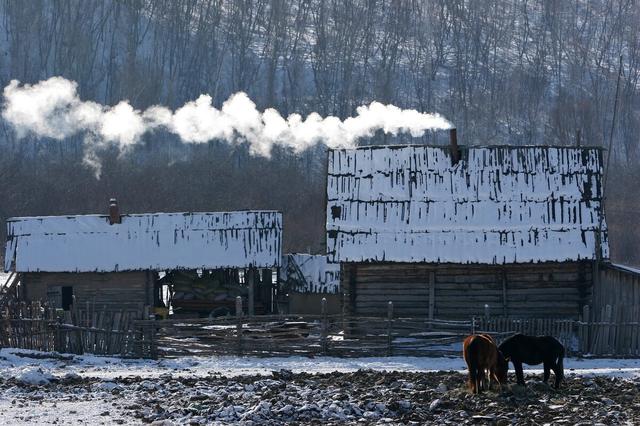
[607,263,640,276]
[326,145,609,264]
[5,211,282,273]
[281,254,340,294]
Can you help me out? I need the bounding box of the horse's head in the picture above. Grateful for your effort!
[495,351,509,384]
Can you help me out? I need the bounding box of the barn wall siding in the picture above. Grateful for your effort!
[343,262,593,319]
[22,272,151,312]
[592,264,640,318]
[287,293,342,315]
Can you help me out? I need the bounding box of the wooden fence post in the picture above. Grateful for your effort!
[387,301,394,356]
[149,310,157,360]
[54,316,62,353]
[236,296,243,355]
[71,303,84,355]
[321,297,328,355]
[428,271,435,320]
[605,304,613,355]
[342,292,347,336]
[581,305,590,355]
[141,305,151,358]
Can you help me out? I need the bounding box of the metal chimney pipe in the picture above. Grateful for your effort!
[109,198,121,225]
[449,128,460,165]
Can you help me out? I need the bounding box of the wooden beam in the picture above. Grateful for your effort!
[261,268,272,314]
[349,264,358,316]
[247,268,255,316]
[502,270,508,317]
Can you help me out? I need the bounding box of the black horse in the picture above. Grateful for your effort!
[498,334,565,389]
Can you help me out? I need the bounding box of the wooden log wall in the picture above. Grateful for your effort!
[22,272,151,312]
[592,263,640,319]
[288,293,342,315]
[343,261,593,319]
[583,263,640,355]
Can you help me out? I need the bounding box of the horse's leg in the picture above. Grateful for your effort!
[556,354,564,389]
[543,361,551,384]
[490,369,502,392]
[552,359,563,389]
[513,360,525,386]
[484,368,490,391]
[469,367,477,393]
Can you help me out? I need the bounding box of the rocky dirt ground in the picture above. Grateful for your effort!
[1,369,639,425]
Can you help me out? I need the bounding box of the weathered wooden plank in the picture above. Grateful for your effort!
[348,261,593,319]
[358,287,430,294]
[428,271,435,320]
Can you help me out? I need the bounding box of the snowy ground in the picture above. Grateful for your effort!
[0,272,9,287]
[0,349,640,424]
[2,349,640,380]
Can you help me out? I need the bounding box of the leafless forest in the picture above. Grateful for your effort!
[0,0,638,264]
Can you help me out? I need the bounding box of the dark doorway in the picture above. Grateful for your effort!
[61,286,73,311]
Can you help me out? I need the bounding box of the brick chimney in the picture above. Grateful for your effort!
[449,128,460,165]
[108,198,121,225]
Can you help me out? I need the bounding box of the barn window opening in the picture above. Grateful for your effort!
[331,205,342,220]
[61,286,74,311]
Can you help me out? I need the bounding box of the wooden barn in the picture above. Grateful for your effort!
[279,254,341,315]
[326,143,609,319]
[3,200,282,317]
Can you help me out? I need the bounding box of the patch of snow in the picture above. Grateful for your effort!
[1,348,640,380]
[14,367,54,386]
[94,381,121,392]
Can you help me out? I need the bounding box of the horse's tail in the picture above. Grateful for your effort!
[464,336,480,393]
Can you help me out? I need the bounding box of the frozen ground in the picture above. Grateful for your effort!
[0,349,639,424]
[2,348,640,381]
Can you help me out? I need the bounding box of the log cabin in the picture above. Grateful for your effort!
[326,141,609,319]
[3,200,282,317]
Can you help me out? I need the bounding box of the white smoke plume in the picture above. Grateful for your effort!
[2,76,453,161]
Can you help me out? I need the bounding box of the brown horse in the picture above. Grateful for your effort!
[463,334,508,393]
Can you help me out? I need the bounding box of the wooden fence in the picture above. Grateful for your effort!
[0,301,147,357]
[1,298,640,358]
[578,304,640,356]
[136,299,473,358]
[474,317,576,354]
[475,304,640,357]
